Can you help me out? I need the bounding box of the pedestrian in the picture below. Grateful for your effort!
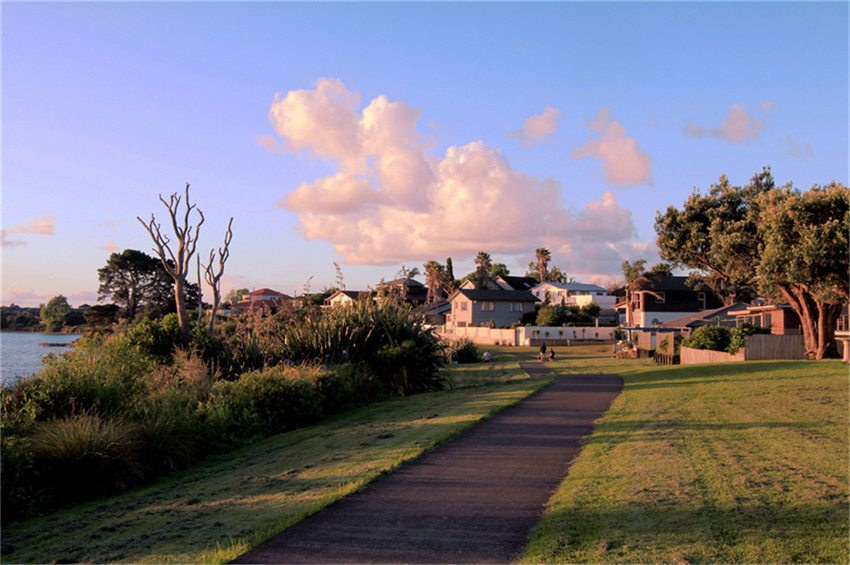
[539,343,547,361]
[548,349,555,362]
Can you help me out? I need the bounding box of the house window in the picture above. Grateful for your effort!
[698,292,706,311]
[481,302,495,312]
[510,302,523,312]
[460,302,468,311]
[655,292,666,304]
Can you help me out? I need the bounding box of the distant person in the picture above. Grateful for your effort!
[547,349,555,362]
[539,343,547,361]
[482,351,491,362]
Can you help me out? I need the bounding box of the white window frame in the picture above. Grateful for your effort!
[481,302,495,312]
[510,302,524,312]
[698,292,706,311]
[460,301,468,311]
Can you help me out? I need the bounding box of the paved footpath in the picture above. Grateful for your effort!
[232,362,622,564]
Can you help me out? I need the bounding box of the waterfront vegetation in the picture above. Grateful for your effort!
[2,342,846,564]
[0,300,450,522]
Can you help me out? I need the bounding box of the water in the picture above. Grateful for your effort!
[1,332,83,386]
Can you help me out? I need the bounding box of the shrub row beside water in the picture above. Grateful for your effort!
[1,301,447,522]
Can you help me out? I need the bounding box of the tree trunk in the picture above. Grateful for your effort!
[817,302,841,359]
[174,278,190,346]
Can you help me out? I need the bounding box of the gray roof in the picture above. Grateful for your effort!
[536,282,608,293]
[449,289,540,302]
[659,302,751,328]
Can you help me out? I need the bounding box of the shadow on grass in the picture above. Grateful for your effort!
[526,496,849,564]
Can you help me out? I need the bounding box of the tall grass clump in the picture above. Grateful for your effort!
[283,300,447,395]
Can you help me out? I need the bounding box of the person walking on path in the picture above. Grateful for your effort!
[538,342,547,361]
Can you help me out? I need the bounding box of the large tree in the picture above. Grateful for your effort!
[40,295,70,333]
[97,249,164,319]
[138,184,205,346]
[655,169,848,358]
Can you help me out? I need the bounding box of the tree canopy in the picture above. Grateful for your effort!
[655,168,848,358]
[40,295,70,333]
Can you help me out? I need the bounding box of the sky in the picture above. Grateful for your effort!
[2,1,848,308]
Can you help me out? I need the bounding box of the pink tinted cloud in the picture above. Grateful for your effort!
[265,79,640,269]
[685,102,771,144]
[509,106,562,146]
[780,135,814,160]
[572,108,653,187]
[1,214,57,246]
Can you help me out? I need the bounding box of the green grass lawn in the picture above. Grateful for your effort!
[4,345,846,564]
[521,346,849,564]
[0,349,546,564]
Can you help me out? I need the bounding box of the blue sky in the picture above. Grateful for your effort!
[3,1,848,307]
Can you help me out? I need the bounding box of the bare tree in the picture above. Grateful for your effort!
[203,217,233,337]
[138,183,205,346]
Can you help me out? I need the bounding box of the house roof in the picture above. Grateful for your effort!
[448,289,540,302]
[659,302,751,328]
[636,276,712,293]
[378,277,425,288]
[243,288,290,298]
[728,303,796,316]
[534,282,608,293]
[412,299,453,316]
[495,276,539,291]
[327,290,367,301]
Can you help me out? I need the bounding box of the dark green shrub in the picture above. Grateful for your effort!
[682,325,732,352]
[448,338,481,364]
[125,314,182,363]
[727,322,770,354]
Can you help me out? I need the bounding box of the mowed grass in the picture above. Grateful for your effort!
[522,345,849,564]
[0,349,544,564]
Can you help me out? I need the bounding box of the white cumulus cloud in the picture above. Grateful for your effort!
[264,78,641,273]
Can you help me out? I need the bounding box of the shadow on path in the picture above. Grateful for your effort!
[232,358,622,564]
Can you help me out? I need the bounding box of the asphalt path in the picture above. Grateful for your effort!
[232,360,622,564]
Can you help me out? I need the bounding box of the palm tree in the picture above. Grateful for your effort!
[535,248,551,283]
[423,260,446,303]
[474,252,492,289]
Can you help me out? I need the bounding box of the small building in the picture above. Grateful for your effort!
[618,276,724,327]
[728,304,803,335]
[446,289,539,329]
[412,299,452,326]
[659,302,751,334]
[374,278,429,305]
[530,282,616,311]
[324,290,372,308]
[232,288,290,315]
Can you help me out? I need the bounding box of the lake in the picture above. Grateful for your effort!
[1,332,84,386]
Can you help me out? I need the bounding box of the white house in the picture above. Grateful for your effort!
[531,282,616,311]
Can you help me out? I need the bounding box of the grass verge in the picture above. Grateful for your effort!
[521,345,849,564]
[1,349,544,564]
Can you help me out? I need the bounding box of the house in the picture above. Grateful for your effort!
[618,276,724,327]
[531,282,616,312]
[446,289,539,329]
[459,275,538,292]
[324,290,372,308]
[659,302,751,334]
[375,278,429,305]
[232,288,290,315]
[728,304,802,335]
[412,299,452,326]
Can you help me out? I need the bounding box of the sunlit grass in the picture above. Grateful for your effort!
[521,352,849,564]
[1,352,552,564]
